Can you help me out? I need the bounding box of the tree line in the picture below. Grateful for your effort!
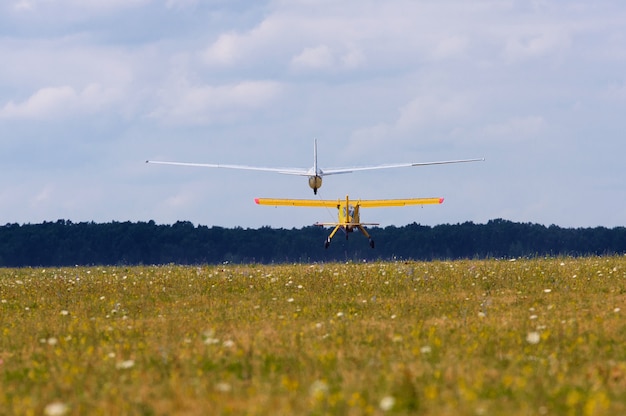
[0,219,624,267]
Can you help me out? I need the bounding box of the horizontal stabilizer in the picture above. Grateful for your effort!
[315,222,380,227]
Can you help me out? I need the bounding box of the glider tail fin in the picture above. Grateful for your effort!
[313,138,318,174]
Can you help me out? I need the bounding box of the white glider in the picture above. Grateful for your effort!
[147,139,484,194]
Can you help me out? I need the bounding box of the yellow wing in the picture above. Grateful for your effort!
[358,197,444,208]
[255,197,443,208]
[255,198,339,208]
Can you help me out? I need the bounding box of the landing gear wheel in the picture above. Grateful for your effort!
[369,239,375,249]
[324,239,331,249]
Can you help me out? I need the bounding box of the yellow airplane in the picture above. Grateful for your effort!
[255,195,443,248]
[147,139,484,195]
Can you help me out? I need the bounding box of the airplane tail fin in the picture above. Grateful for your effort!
[314,222,379,227]
[313,138,318,174]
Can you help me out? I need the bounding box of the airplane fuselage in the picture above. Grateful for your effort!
[308,175,322,194]
[338,200,359,225]
[328,197,370,246]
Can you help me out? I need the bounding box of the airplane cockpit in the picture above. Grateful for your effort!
[342,205,356,220]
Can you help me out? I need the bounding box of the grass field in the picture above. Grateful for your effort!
[1,256,625,415]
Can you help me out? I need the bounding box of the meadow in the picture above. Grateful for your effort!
[1,256,625,415]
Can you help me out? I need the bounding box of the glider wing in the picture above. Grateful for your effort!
[321,158,484,175]
[146,160,308,175]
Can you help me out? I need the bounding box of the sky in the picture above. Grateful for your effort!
[1,0,625,230]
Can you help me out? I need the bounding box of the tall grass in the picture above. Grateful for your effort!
[1,256,625,415]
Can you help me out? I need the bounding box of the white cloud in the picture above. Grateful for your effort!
[200,5,423,72]
[150,80,283,124]
[201,16,294,68]
[290,44,365,71]
[0,84,121,120]
[33,185,54,205]
[482,116,545,142]
[604,81,626,101]
[502,29,572,62]
[396,95,470,132]
[340,46,365,69]
[11,0,150,13]
[430,35,470,60]
[202,32,244,66]
[1,86,76,119]
[13,0,34,11]
[342,92,476,162]
[165,0,199,9]
[0,37,137,98]
[291,45,333,70]
[199,0,579,77]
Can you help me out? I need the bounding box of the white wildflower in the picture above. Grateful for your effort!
[379,396,395,411]
[309,380,329,399]
[203,329,219,345]
[116,359,135,370]
[526,331,541,344]
[44,401,69,416]
[215,382,232,392]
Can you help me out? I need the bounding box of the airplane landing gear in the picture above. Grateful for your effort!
[324,238,331,249]
[369,239,375,249]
